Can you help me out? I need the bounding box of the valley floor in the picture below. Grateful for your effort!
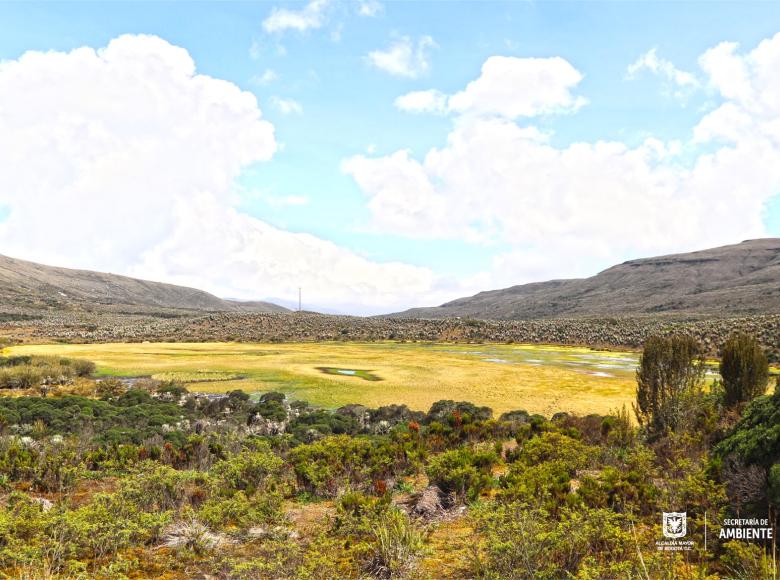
[6,341,642,416]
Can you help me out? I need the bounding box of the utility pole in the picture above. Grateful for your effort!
[298,287,302,312]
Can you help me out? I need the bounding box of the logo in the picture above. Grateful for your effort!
[663,512,687,539]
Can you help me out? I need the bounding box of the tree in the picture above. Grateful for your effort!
[634,334,705,436]
[720,333,769,408]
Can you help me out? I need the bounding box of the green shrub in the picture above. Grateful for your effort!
[426,446,499,501]
[634,334,706,437]
[211,444,284,494]
[715,393,780,467]
[514,431,594,472]
[425,400,493,425]
[576,466,658,514]
[720,332,770,408]
[290,435,404,497]
[366,508,426,579]
[71,359,96,377]
[471,503,638,579]
[198,490,283,530]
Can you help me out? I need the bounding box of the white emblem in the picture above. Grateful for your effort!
[663,512,687,538]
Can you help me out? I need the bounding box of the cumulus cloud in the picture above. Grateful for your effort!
[394,89,448,114]
[262,0,330,34]
[448,56,587,117]
[366,35,436,78]
[394,56,586,117]
[627,48,700,100]
[695,34,780,143]
[129,194,437,311]
[0,34,442,313]
[345,38,780,290]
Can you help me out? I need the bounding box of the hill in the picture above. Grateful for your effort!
[0,254,288,314]
[394,239,780,319]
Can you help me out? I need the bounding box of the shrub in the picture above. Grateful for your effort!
[290,435,403,497]
[426,400,492,425]
[634,334,706,437]
[426,446,499,501]
[715,392,780,467]
[499,460,573,509]
[0,356,96,389]
[720,333,769,408]
[71,359,96,377]
[719,540,776,579]
[210,444,284,494]
[366,508,426,579]
[471,503,637,579]
[332,490,392,537]
[0,365,43,389]
[117,462,208,512]
[514,431,593,472]
[576,466,659,514]
[251,391,288,422]
[96,378,125,399]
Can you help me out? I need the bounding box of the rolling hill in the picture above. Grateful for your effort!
[394,239,780,320]
[0,254,288,313]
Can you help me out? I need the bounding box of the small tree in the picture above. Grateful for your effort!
[634,334,705,436]
[720,333,769,408]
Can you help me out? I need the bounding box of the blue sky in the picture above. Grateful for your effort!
[1,2,779,312]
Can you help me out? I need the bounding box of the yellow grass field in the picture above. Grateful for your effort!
[4,341,646,416]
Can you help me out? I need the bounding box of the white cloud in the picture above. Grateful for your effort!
[270,96,304,115]
[251,68,278,86]
[366,35,436,78]
[0,34,442,313]
[449,56,587,118]
[394,56,586,118]
[131,194,438,312]
[262,0,330,34]
[696,34,780,142]
[394,89,448,114]
[627,48,700,100]
[345,37,780,290]
[357,0,383,17]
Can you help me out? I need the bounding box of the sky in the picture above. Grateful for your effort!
[1,1,780,314]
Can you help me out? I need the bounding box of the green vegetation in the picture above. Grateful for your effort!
[634,334,707,437]
[5,341,644,416]
[720,332,770,409]
[0,355,94,390]
[0,335,775,577]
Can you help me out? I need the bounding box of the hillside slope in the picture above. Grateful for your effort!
[0,254,287,313]
[395,239,780,319]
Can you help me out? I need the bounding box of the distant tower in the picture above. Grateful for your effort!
[298,287,302,312]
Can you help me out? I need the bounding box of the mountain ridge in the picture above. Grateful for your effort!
[392,239,780,320]
[0,254,288,314]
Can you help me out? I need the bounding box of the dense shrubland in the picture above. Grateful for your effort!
[0,355,94,390]
[0,334,776,578]
[3,310,780,360]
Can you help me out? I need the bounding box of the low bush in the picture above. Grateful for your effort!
[426,445,499,502]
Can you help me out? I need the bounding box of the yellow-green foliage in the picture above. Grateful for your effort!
[5,341,641,416]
